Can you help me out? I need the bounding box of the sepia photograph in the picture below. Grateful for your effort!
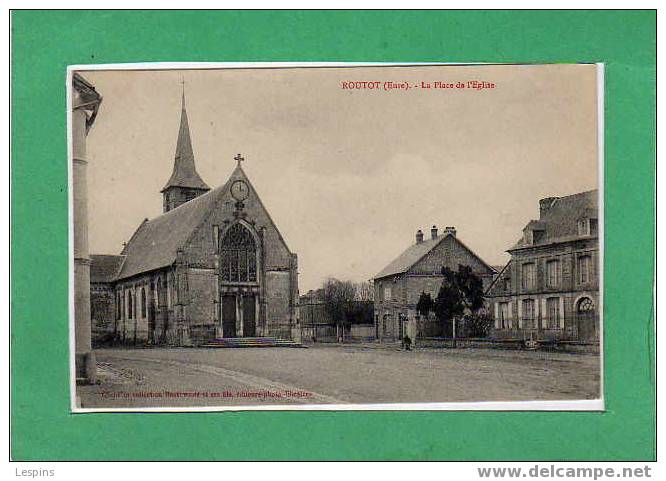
[70,63,602,411]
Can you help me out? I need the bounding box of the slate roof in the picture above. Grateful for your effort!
[90,254,125,283]
[373,233,495,280]
[509,189,598,251]
[115,164,292,281]
[161,91,210,192]
[117,177,231,280]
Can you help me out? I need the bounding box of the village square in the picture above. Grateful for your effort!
[72,67,601,408]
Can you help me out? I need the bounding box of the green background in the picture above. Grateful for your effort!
[11,10,656,460]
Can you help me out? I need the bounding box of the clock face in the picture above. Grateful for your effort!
[230,180,249,201]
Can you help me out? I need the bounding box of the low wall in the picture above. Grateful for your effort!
[416,337,599,353]
[301,324,377,343]
[301,324,337,342]
[350,324,375,340]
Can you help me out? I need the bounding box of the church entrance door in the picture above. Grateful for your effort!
[243,295,256,337]
[221,295,237,338]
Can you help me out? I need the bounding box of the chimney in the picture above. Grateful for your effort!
[539,197,558,218]
[415,229,424,244]
[431,225,438,240]
[444,226,457,237]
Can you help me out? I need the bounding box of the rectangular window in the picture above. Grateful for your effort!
[546,297,560,329]
[522,299,535,329]
[546,260,560,288]
[384,286,392,301]
[521,263,536,289]
[499,302,509,329]
[579,255,591,284]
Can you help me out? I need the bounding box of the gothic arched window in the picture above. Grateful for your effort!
[141,287,147,318]
[127,291,133,319]
[220,223,257,282]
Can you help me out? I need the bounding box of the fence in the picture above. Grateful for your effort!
[300,323,377,343]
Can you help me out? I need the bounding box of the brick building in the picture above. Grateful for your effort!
[89,91,298,345]
[373,226,496,341]
[486,190,599,343]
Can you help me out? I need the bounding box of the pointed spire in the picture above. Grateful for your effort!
[181,76,186,110]
[161,81,210,193]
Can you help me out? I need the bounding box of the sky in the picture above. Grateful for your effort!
[80,64,599,292]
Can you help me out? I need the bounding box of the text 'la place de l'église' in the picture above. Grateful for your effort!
[340,80,496,91]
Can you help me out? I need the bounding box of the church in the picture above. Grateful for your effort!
[90,91,299,346]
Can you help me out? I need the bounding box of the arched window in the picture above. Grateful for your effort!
[141,287,146,318]
[127,291,133,319]
[220,223,257,282]
[577,297,595,313]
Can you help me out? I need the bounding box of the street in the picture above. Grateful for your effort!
[76,344,601,408]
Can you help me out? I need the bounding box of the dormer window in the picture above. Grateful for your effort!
[524,230,533,245]
[578,218,590,236]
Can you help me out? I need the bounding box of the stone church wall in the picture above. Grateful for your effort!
[264,270,293,338]
[90,283,116,343]
[185,268,217,326]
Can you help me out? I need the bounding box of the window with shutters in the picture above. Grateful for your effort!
[578,255,592,284]
[522,299,536,329]
[546,297,560,329]
[521,262,536,289]
[499,302,509,329]
[546,260,560,288]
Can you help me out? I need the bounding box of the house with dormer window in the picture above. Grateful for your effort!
[486,190,600,343]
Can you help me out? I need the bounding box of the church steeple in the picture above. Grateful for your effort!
[161,82,210,213]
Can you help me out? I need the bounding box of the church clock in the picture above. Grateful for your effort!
[230,180,249,201]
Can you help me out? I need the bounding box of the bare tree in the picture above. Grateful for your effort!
[322,278,356,341]
[354,281,374,301]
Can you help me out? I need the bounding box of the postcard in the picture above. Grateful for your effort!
[70,63,603,411]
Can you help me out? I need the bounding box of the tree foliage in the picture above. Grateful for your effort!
[463,314,494,338]
[354,281,374,302]
[433,265,485,325]
[416,291,434,318]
